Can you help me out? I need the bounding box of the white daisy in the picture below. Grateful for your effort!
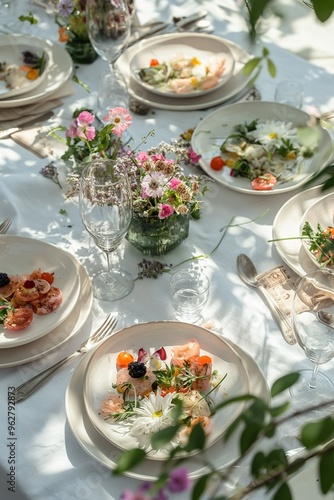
[129,387,175,436]
[248,120,300,150]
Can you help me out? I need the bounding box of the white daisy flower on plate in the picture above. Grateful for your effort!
[129,387,175,436]
[248,120,300,150]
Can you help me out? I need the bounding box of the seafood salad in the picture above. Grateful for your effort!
[302,221,334,268]
[136,53,227,94]
[0,50,46,92]
[0,269,62,331]
[99,338,226,450]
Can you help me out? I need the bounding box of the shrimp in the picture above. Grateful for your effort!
[198,75,220,91]
[169,78,196,94]
[116,367,156,396]
[170,338,201,367]
[207,56,226,77]
[189,358,213,392]
[178,416,212,446]
[99,394,125,419]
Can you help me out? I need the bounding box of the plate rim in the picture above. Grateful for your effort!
[0,235,81,349]
[0,34,73,109]
[129,35,235,99]
[65,330,270,480]
[191,101,333,195]
[0,243,93,366]
[82,321,250,460]
[116,33,253,111]
[272,185,334,276]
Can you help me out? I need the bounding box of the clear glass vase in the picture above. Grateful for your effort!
[126,212,190,256]
[65,34,98,64]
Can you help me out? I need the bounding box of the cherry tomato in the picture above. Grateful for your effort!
[251,173,277,191]
[150,58,160,66]
[4,307,34,331]
[41,272,55,285]
[210,156,225,171]
[116,351,134,368]
[197,355,212,366]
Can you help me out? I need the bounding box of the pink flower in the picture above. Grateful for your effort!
[188,147,202,164]
[102,106,132,137]
[167,466,191,493]
[158,203,174,219]
[66,111,96,141]
[169,177,181,189]
[141,172,167,198]
[136,151,149,163]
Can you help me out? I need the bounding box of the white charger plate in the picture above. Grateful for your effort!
[191,101,332,195]
[130,35,234,98]
[272,186,334,277]
[83,322,249,460]
[66,333,269,480]
[299,192,334,268]
[0,249,92,367]
[0,40,50,99]
[0,34,73,109]
[0,236,80,348]
[116,33,253,111]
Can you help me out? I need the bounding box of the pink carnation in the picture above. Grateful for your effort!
[169,177,181,189]
[136,151,149,163]
[66,111,96,141]
[158,203,174,219]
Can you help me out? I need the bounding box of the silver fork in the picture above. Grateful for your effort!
[15,314,118,403]
[0,218,12,234]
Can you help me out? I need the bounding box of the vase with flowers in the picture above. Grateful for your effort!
[48,106,207,256]
[53,0,98,63]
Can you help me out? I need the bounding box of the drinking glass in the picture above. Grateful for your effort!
[290,269,334,401]
[274,80,304,108]
[79,158,134,301]
[169,267,210,324]
[86,0,131,120]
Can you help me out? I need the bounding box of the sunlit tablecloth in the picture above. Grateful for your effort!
[0,1,334,499]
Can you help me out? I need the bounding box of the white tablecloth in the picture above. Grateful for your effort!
[1,1,334,499]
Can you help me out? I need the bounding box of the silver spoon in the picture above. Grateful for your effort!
[236,254,297,345]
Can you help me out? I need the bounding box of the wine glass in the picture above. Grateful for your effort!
[79,157,134,301]
[290,269,334,402]
[86,0,131,121]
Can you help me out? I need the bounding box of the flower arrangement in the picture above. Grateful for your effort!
[52,0,89,43]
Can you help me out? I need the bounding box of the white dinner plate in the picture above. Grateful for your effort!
[83,322,249,460]
[116,33,253,111]
[0,250,92,367]
[191,101,332,195]
[66,333,269,479]
[0,34,73,109]
[299,192,334,268]
[0,236,80,348]
[130,35,235,98]
[272,186,334,277]
[0,38,50,99]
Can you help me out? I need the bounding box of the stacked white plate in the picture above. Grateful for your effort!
[0,236,93,367]
[65,321,270,479]
[116,32,252,111]
[272,185,334,276]
[0,34,73,109]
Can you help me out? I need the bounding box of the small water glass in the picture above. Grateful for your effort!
[274,80,304,108]
[169,267,210,324]
[97,70,129,123]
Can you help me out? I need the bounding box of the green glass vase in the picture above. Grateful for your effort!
[65,36,98,64]
[126,212,190,256]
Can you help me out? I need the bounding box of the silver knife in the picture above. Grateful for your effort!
[128,10,208,47]
[0,111,54,140]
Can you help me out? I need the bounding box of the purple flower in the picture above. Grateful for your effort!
[167,466,191,493]
[188,147,202,164]
[57,0,74,17]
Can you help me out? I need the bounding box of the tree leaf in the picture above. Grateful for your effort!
[300,417,334,449]
[184,422,206,452]
[151,424,181,449]
[113,449,147,474]
[271,373,300,397]
[312,0,334,22]
[251,450,266,477]
[192,474,212,500]
[269,401,290,417]
[266,58,277,78]
[243,57,262,75]
[319,452,334,493]
[240,422,261,454]
[273,481,293,500]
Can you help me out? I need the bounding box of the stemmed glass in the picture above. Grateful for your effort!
[79,158,134,301]
[290,269,334,402]
[86,0,131,120]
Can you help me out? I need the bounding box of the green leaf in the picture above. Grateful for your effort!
[266,58,277,78]
[262,46,269,57]
[273,481,292,500]
[271,373,300,397]
[267,448,288,468]
[113,448,147,474]
[312,0,334,22]
[300,417,334,449]
[184,422,206,452]
[264,422,276,438]
[240,422,261,454]
[269,401,290,417]
[244,399,266,426]
[151,424,180,449]
[192,474,212,500]
[251,450,266,477]
[243,57,262,75]
[319,452,334,493]
[224,413,243,442]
